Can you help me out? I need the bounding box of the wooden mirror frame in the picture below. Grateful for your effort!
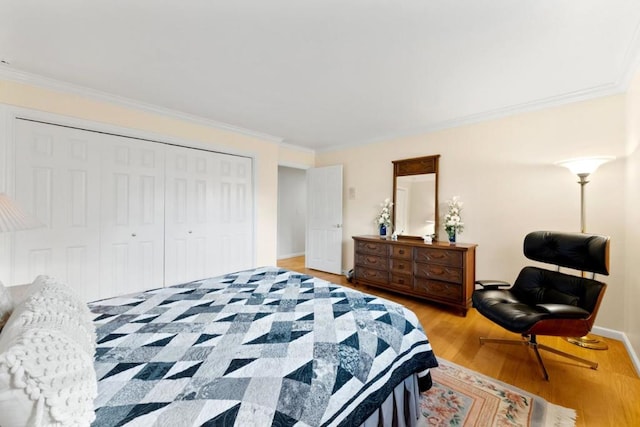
[392,155,440,240]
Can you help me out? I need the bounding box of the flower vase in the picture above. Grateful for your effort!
[448,230,456,243]
[379,225,387,238]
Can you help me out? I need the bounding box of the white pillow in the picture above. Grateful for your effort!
[0,276,96,356]
[0,328,97,426]
[0,280,14,331]
[0,276,97,426]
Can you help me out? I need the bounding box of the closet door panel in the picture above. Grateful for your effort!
[164,147,220,286]
[99,136,165,298]
[217,154,253,274]
[13,120,101,302]
[165,150,191,285]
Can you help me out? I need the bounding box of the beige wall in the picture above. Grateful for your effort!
[1,75,637,353]
[625,72,640,358]
[278,143,315,169]
[317,94,628,332]
[0,78,296,267]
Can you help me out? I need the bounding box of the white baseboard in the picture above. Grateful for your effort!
[592,326,640,376]
[277,251,305,260]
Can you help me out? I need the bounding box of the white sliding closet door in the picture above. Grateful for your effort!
[10,115,255,299]
[217,154,253,274]
[13,120,102,302]
[164,146,219,286]
[164,149,253,285]
[99,136,165,298]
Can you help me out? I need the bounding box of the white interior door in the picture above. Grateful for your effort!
[13,119,102,302]
[99,135,165,298]
[306,165,343,274]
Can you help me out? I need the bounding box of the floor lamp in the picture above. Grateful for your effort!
[556,156,614,350]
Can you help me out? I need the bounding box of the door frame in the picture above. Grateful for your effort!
[277,164,309,260]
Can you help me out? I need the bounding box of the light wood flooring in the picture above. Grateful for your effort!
[278,256,640,427]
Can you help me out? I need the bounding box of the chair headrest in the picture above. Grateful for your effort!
[523,231,610,276]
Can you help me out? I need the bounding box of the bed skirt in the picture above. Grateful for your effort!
[360,370,431,427]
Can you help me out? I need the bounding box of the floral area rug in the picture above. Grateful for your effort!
[419,359,576,427]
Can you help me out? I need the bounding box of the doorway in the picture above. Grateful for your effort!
[277,166,307,260]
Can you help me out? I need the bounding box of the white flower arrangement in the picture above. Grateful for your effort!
[375,198,393,229]
[444,196,464,238]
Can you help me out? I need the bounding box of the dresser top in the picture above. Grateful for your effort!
[353,235,477,250]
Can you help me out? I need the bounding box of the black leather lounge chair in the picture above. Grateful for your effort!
[472,231,610,380]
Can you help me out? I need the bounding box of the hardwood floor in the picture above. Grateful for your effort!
[278,256,640,427]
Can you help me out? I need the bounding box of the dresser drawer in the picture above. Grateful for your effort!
[414,278,462,302]
[390,273,412,289]
[390,258,411,275]
[390,245,412,260]
[355,267,388,284]
[414,247,462,267]
[355,253,389,270]
[414,263,463,284]
[355,240,388,256]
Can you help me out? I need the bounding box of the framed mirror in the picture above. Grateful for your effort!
[392,155,440,239]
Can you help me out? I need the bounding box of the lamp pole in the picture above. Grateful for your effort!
[567,172,608,349]
[578,173,589,233]
[556,157,614,351]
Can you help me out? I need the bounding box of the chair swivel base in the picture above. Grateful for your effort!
[564,334,609,350]
[479,334,598,381]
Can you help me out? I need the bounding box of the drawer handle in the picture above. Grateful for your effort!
[398,265,405,270]
[398,278,405,284]
[399,249,405,254]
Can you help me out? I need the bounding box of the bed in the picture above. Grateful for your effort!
[0,267,438,426]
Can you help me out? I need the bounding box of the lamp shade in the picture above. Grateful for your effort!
[555,156,615,176]
[0,193,41,232]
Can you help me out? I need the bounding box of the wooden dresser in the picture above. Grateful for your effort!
[353,235,477,315]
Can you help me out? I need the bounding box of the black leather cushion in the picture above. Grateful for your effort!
[472,289,552,333]
[472,266,605,333]
[511,267,604,313]
[535,304,590,318]
[524,231,609,275]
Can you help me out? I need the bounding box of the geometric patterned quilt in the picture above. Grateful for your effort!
[89,267,438,426]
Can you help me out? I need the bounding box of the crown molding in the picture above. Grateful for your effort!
[318,21,640,154]
[3,59,637,156]
[318,80,627,154]
[278,140,316,155]
[616,17,640,93]
[0,66,284,144]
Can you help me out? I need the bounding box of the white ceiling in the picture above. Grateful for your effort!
[2,1,640,151]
